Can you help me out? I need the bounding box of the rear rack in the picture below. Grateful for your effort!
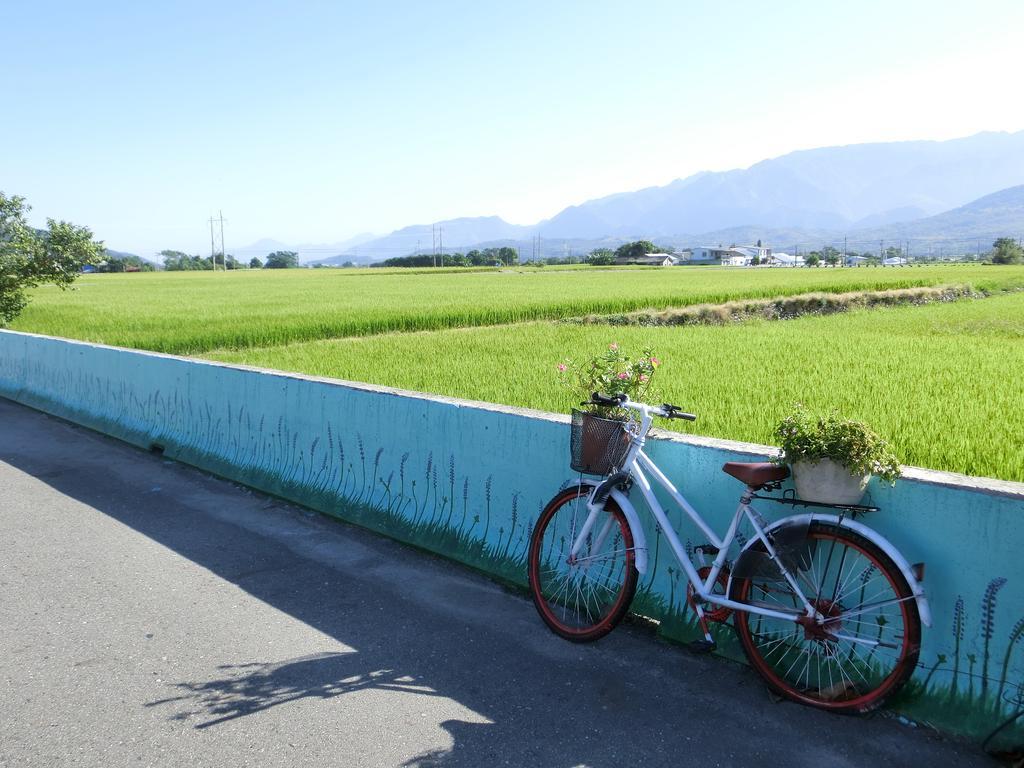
[750,488,879,515]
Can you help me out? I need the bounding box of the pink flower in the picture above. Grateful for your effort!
[650,357,661,368]
[640,374,649,383]
[557,363,567,372]
[617,372,629,380]
[609,343,619,351]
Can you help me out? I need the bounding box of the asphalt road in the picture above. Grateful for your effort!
[0,398,994,767]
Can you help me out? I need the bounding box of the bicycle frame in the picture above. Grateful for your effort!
[570,403,816,625]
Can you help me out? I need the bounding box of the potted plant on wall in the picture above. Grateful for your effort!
[557,343,661,475]
[775,404,901,504]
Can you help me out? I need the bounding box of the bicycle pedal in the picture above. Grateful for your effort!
[694,544,720,555]
[687,639,717,654]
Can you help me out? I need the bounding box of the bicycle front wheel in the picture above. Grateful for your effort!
[528,485,638,643]
[732,521,921,713]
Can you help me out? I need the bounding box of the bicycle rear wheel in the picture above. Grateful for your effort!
[731,521,921,713]
[528,485,638,643]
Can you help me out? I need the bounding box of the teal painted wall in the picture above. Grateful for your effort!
[2,329,1022,744]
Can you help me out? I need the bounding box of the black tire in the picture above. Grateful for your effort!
[731,521,921,713]
[527,485,638,642]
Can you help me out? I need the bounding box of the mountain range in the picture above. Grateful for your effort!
[229,130,1024,264]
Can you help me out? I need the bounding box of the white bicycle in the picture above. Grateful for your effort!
[527,393,931,713]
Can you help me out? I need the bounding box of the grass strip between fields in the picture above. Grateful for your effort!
[570,283,1018,327]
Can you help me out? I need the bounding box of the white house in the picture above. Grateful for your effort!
[771,252,805,267]
[731,245,773,262]
[720,252,750,267]
[688,246,732,263]
[614,252,679,266]
[845,255,868,266]
[689,245,771,266]
[882,256,908,266]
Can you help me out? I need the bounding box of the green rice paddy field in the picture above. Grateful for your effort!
[11,263,1022,353]
[11,265,1024,482]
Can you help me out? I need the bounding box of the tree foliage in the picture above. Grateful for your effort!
[587,248,615,266]
[249,256,263,269]
[0,192,104,324]
[613,240,659,261]
[161,250,214,271]
[264,250,300,269]
[991,237,1024,265]
[376,246,518,268]
[98,253,155,272]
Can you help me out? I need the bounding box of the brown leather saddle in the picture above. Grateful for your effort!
[721,461,790,489]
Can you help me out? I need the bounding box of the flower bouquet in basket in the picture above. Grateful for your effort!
[557,343,661,475]
[774,404,901,504]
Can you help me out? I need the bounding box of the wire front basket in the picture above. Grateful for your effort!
[569,409,631,475]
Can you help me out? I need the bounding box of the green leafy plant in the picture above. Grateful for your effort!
[557,342,660,417]
[774,404,901,483]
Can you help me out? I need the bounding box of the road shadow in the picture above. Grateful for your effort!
[146,652,442,730]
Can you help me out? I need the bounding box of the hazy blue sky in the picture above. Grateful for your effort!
[2,0,1023,256]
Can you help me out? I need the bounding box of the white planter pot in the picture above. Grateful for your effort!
[792,459,870,505]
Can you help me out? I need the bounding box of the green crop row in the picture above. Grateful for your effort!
[12,264,1024,354]
[206,292,1024,482]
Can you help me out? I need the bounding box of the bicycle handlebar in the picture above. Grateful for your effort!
[586,392,697,421]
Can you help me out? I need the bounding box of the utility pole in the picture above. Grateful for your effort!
[209,216,217,270]
[438,226,444,267]
[432,225,436,268]
[218,210,226,270]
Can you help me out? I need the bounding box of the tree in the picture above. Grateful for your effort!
[991,237,1024,265]
[822,246,841,267]
[264,250,300,269]
[160,250,216,271]
[0,193,104,324]
[159,250,189,270]
[805,252,821,267]
[613,240,659,262]
[249,256,263,269]
[587,248,615,266]
[99,253,155,273]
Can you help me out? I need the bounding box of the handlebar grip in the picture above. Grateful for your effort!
[589,392,627,407]
[662,403,697,421]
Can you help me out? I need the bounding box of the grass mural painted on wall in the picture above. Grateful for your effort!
[209,292,1024,482]
[891,576,1024,745]
[11,264,1024,353]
